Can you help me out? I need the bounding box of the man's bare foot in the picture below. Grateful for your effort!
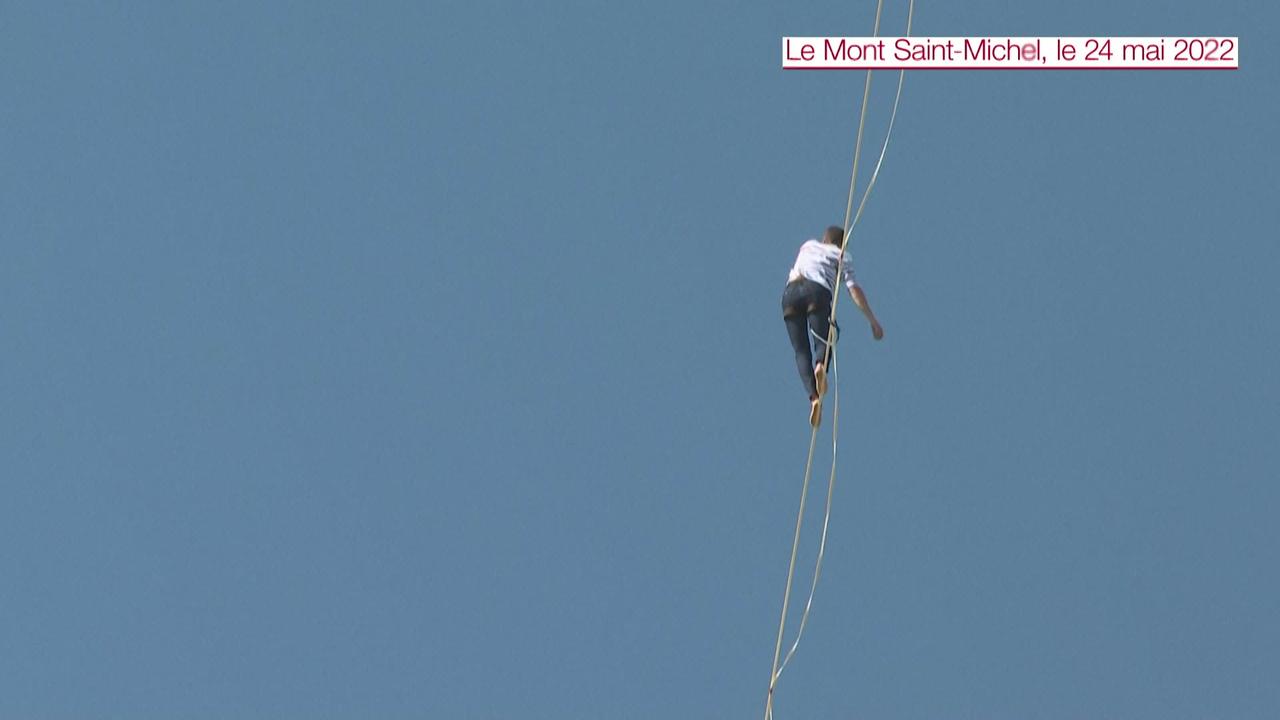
[814,362,827,397]
[809,397,822,428]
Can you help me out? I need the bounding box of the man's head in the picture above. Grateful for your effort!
[823,225,845,247]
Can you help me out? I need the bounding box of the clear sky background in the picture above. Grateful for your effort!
[2,2,1277,718]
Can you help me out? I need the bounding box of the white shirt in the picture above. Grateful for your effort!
[787,239,858,293]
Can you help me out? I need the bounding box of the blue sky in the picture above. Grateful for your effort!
[2,2,1277,718]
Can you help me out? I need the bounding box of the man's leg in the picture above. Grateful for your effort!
[808,306,834,395]
[784,311,819,400]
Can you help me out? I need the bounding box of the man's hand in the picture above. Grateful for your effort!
[871,320,884,341]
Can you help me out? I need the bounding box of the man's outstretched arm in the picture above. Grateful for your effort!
[848,285,884,340]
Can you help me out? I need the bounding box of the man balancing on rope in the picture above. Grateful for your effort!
[782,225,884,427]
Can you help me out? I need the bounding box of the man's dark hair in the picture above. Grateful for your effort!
[823,225,845,246]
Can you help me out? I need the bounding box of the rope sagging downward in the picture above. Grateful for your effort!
[763,0,880,713]
[762,0,913,717]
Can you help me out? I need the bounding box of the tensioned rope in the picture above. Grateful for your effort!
[849,0,915,241]
[776,0,917,683]
[763,1,914,718]
[762,0,879,705]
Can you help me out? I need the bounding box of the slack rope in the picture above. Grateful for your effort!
[763,0,913,717]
